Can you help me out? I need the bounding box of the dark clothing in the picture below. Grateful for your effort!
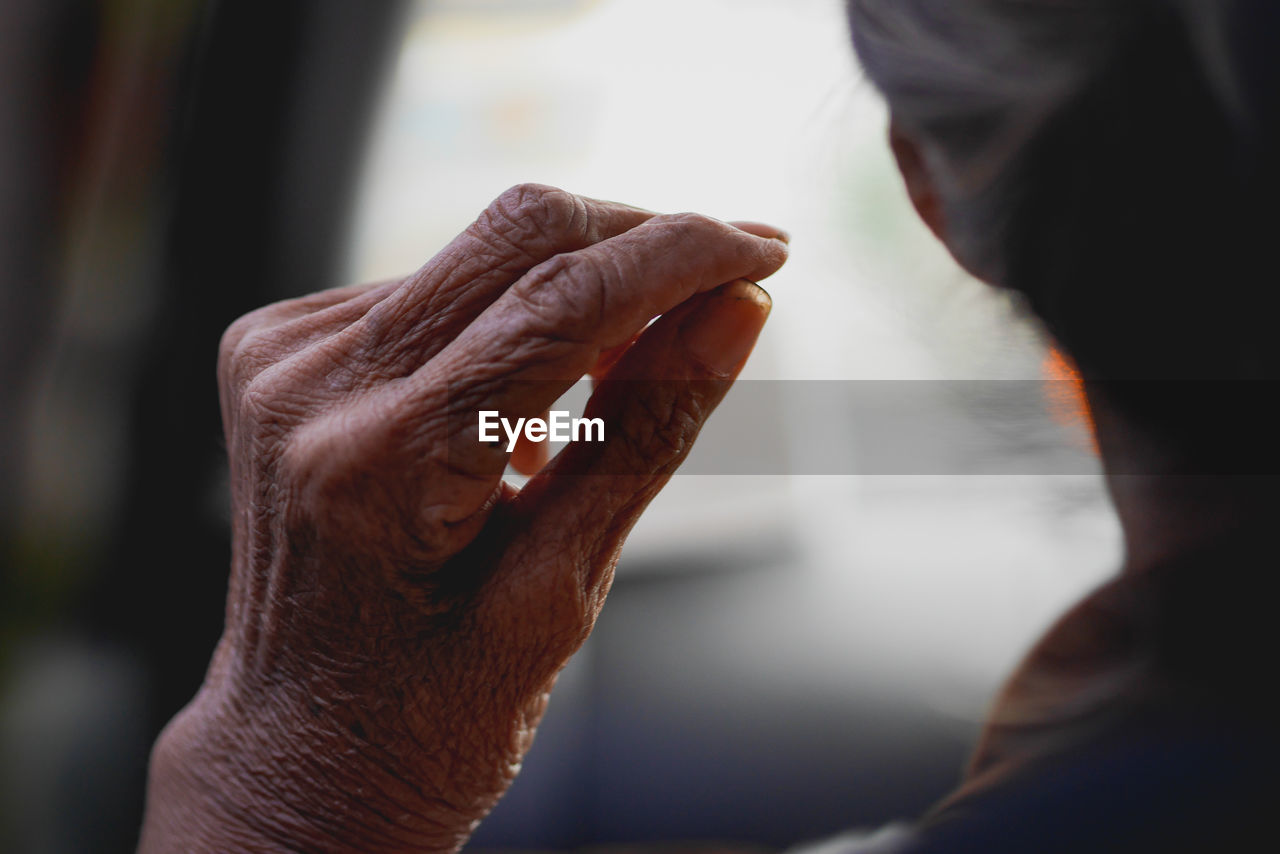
[808,525,1279,852]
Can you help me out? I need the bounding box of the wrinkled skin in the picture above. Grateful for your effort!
[138,184,788,853]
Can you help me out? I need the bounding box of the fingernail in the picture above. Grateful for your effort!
[681,280,772,376]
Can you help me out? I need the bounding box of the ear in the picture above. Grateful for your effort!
[888,120,999,284]
[888,119,947,243]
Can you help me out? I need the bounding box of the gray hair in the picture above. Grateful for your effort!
[846,0,1252,287]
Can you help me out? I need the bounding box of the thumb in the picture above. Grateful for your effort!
[475,279,771,661]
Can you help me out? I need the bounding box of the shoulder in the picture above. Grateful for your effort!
[913,709,1279,853]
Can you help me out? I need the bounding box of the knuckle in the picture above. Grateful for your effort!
[224,328,283,392]
[217,313,261,385]
[239,370,302,442]
[650,211,725,241]
[235,353,343,459]
[278,392,476,563]
[480,183,586,250]
[217,304,288,390]
[513,252,611,339]
[219,312,257,357]
[502,182,579,227]
[274,407,389,532]
[279,410,350,497]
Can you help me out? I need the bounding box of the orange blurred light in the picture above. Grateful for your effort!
[1042,346,1098,456]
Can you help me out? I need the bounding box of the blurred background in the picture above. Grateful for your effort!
[0,0,1122,851]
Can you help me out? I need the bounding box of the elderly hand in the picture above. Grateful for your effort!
[138,184,787,853]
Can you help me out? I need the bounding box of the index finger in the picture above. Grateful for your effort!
[344,184,660,368]
[414,211,787,458]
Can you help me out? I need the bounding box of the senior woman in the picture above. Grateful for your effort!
[139,1,1280,852]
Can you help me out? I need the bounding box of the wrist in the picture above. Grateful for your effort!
[138,685,479,854]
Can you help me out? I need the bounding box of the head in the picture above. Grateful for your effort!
[847,0,1280,471]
